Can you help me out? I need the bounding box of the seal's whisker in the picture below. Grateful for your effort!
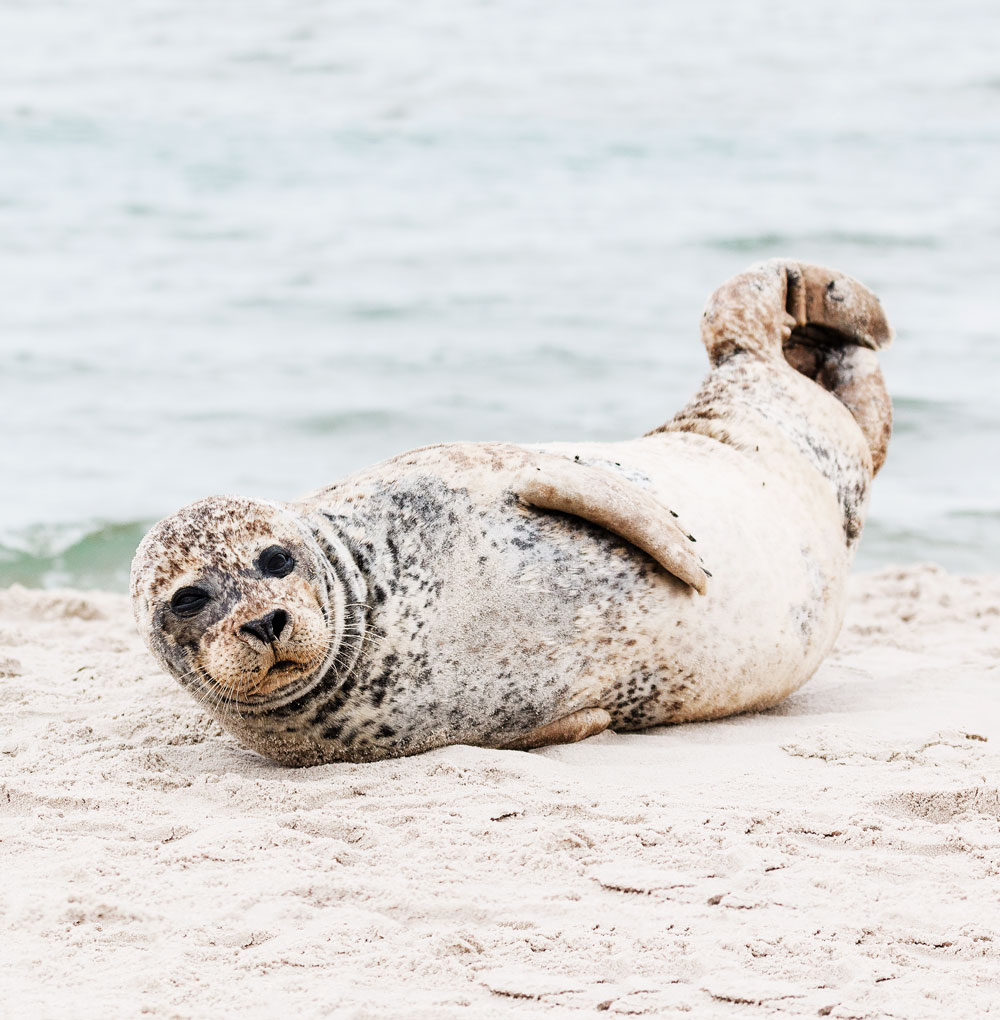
[329,648,358,671]
[188,681,224,718]
[342,629,386,644]
[339,626,389,648]
[350,633,393,655]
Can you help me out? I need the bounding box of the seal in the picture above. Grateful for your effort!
[130,259,894,765]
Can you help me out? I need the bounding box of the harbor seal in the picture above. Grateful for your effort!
[130,259,894,765]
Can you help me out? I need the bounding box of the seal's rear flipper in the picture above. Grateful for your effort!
[783,331,894,476]
[782,263,894,475]
[701,259,892,363]
[498,707,612,750]
[783,263,893,352]
[701,259,894,474]
[515,457,709,594]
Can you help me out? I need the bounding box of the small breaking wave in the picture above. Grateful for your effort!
[0,520,153,592]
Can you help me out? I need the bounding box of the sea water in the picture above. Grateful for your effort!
[2,0,999,590]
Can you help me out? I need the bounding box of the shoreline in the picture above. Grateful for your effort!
[2,565,998,1017]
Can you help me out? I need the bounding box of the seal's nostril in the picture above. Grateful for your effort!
[271,609,288,640]
[240,608,288,646]
[240,618,271,645]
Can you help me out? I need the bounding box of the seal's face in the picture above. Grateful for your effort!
[130,497,335,707]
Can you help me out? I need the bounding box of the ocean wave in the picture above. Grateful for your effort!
[0,521,152,593]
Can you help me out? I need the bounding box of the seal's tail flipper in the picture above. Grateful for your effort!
[701,259,894,474]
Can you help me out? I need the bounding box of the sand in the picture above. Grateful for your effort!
[1,565,998,1019]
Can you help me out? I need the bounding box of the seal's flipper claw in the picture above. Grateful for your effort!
[498,707,612,751]
[515,457,709,594]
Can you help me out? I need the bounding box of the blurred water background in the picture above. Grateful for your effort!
[1,0,998,591]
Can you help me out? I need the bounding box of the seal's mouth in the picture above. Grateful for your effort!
[241,651,324,699]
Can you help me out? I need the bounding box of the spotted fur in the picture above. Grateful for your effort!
[130,259,893,765]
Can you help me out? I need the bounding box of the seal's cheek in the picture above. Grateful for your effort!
[148,602,205,685]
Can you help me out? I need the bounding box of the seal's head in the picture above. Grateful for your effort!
[130,496,339,710]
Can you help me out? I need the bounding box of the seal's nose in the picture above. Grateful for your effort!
[240,609,289,646]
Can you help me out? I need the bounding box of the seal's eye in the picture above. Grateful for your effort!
[170,586,210,618]
[259,545,295,578]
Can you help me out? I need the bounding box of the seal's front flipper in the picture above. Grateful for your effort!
[499,707,612,751]
[515,458,709,594]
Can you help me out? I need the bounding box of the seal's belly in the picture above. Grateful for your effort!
[369,435,850,746]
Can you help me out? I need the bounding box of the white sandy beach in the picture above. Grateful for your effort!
[1,565,998,1019]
